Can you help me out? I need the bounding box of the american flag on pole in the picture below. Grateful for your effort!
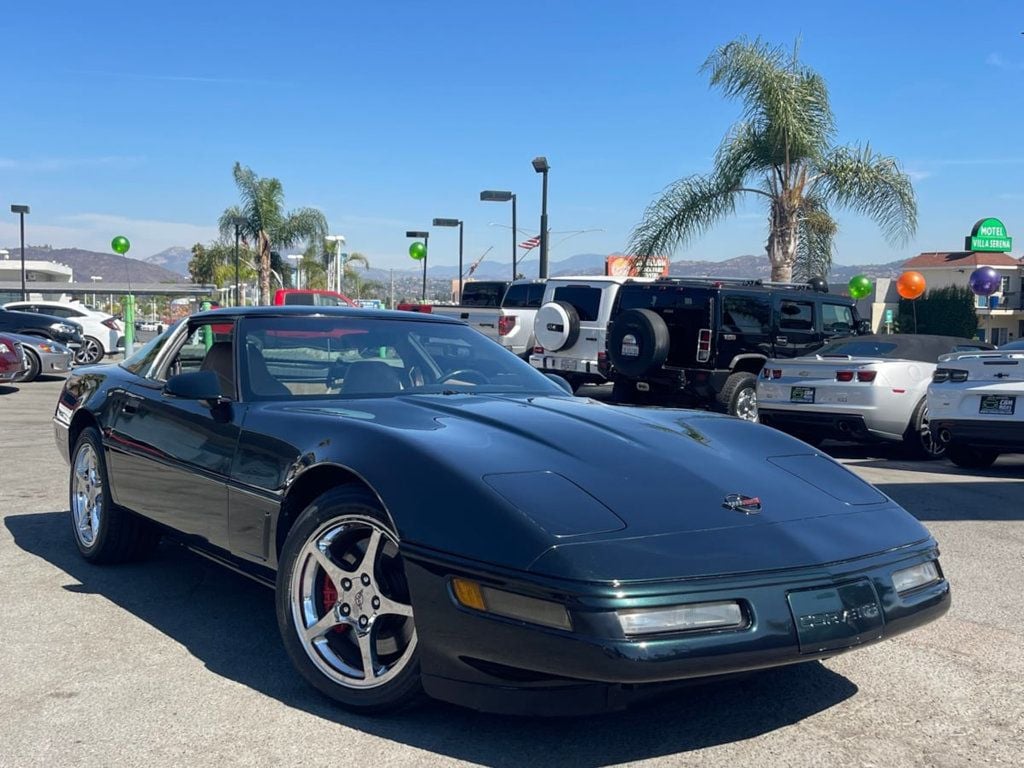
[518,235,541,251]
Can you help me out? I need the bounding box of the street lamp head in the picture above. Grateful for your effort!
[480,190,513,202]
[325,234,346,244]
[531,157,549,174]
[10,204,30,214]
[406,231,429,238]
[432,218,460,227]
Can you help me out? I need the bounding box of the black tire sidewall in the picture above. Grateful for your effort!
[275,485,422,712]
[904,398,943,460]
[717,372,758,418]
[17,349,40,382]
[608,309,669,379]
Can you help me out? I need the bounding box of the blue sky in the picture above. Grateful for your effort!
[1,0,1022,270]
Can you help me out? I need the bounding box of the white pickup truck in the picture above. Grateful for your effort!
[400,279,546,359]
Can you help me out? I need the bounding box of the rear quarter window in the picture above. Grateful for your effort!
[502,283,545,309]
[552,285,602,322]
[722,294,770,333]
[779,300,814,331]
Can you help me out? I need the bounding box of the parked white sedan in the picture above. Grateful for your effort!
[928,339,1024,468]
[2,300,124,364]
[758,335,991,458]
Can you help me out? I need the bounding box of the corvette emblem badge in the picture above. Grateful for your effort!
[723,494,762,514]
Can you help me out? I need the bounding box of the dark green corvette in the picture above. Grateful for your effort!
[54,307,949,715]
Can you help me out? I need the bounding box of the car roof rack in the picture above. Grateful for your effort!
[649,276,814,291]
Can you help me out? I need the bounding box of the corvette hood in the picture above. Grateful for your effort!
[291,393,929,579]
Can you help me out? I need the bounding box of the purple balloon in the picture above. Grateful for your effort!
[969,266,1001,297]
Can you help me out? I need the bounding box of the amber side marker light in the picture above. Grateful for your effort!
[450,577,572,630]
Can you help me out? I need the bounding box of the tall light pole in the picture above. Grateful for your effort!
[230,215,247,307]
[10,205,30,300]
[531,156,550,279]
[480,190,517,279]
[406,230,430,301]
[433,218,463,302]
[286,254,303,289]
[325,234,346,294]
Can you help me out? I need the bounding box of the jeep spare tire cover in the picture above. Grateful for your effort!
[534,300,580,352]
[608,308,670,378]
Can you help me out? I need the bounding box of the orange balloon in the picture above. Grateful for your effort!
[897,271,926,300]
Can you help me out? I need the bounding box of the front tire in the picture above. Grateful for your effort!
[69,426,160,563]
[75,336,104,365]
[276,486,422,712]
[946,444,999,469]
[15,348,41,382]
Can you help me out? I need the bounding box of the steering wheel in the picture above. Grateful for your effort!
[437,368,489,386]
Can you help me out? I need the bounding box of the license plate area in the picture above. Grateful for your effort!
[979,394,1015,415]
[558,358,577,372]
[790,386,816,403]
[787,579,884,654]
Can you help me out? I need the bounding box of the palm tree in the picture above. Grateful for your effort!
[629,38,917,282]
[219,163,328,304]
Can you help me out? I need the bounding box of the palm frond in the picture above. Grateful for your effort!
[702,37,834,166]
[813,144,917,245]
[627,172,742,262]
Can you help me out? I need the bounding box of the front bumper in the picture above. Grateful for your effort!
[39,350,75,375]
[403,542,950,715]
[930,418,1024,453]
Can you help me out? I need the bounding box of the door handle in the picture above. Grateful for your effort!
[775,336,788,344]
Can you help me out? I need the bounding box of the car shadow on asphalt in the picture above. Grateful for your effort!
[0,384,20,395]
[6,510,859,766]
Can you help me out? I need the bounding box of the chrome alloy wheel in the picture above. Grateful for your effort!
[917,402,945,458]
[735,386,759,422]
[75,337,103,365]
[72,442,103,547]
[289,515,416,690]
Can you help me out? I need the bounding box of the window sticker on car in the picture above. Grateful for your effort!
[621,334,639,358]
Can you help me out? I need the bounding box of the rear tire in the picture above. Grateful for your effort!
[69,426,160,563]
[15,348,41,382]
[946,444,998,469]
[276,486,422,713]
[717,372,759,421]
[607,309,670,379]
[902,398,944,460]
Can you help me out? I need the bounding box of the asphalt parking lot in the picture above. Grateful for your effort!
[1,374,1021,768]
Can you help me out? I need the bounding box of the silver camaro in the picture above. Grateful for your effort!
[756,335,992,458]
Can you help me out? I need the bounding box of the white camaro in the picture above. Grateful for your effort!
[758,334,991,459]
[927,339,1024,468]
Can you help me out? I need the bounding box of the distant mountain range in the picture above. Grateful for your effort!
[2,246,187,284]
[5,244,908,289]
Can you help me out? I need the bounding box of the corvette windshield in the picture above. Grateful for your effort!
[240,315,564,400]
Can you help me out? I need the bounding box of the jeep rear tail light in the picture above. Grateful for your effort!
[498,315,517,336]
[836,371,854,382]
[772,369,782,379]
[856,370,877,382]
[533,346,544,355]
[597,351,609,374]
[696,329,712,363]
[761,367,770,379]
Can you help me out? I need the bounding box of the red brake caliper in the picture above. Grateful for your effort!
[321,576,349,633]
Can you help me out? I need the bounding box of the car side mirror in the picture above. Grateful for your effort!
[164,370,224,406]
[856,320,872,335]
[545,373,575,395]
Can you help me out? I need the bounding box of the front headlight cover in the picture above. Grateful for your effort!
[892,561,940,594]
[617,600,746,637]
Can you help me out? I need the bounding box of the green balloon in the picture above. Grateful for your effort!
[848,274,872,300]
[409,241,426,261]
[111,236,131,255]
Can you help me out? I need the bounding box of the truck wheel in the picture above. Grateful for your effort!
[717,372,759,421]
[946,444,998,469]
[607,309,669,378]
[534,301,580,352]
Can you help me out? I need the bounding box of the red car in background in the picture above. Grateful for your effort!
[0,334,28,383]
[273,289,356,307]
